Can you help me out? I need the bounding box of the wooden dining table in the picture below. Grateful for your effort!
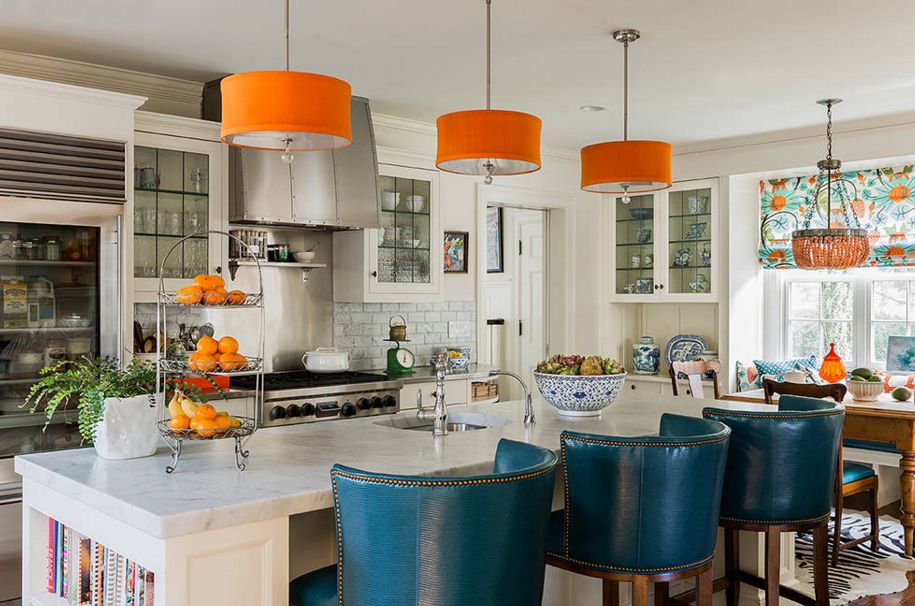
[722,388,915,556]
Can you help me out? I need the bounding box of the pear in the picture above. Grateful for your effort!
[180,398,198,418]
[167,395,184,419]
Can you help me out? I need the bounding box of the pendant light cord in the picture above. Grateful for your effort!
[485,0,492,110]
[623,38,629,141]
[825,101,833,216]
[284,0,290,71]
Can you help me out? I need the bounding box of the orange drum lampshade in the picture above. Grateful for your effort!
[436,109,542,176]
[818,342,847,384]
[580,140,672,193]
[220,71,352,151]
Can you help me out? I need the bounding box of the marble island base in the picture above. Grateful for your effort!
[17,395,801,606]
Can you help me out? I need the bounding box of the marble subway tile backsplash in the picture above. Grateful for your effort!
[334,302,476,371]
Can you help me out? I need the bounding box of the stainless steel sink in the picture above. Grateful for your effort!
[376,411,511,432]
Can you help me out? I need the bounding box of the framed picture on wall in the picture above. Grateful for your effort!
[887,335,915,372]
[443,231,469,273]
[486,206,504,273]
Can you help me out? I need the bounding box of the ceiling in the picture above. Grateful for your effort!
[1,0,913,149]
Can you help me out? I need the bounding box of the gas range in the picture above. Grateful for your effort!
[231,371,402,427]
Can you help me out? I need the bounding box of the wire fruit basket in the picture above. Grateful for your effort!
[155,230,265,473]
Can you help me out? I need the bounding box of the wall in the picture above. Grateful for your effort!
[333,302,475,371]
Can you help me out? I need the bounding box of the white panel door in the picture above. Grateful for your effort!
[516,211,546,384]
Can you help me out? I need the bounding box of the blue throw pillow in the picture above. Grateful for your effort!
[753,356,818,376]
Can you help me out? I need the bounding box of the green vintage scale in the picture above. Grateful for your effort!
[386,315,416,375]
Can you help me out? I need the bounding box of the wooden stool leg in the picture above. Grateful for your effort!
[724,527,739,606]
[764,529,780,606]
[602,580,619,606]
[697,568,712,606]
[632,577,650,606]
[870,484,880,552]
[654,581,668,606]
[832,493,843,566]
[813,522,830,606]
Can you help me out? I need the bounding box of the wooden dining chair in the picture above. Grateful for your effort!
[762,379,878,566]
[669,360,722,399]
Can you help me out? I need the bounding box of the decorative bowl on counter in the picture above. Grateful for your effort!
[534,371,627,417]
[846,380,884,402]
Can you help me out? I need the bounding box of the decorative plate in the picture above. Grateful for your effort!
[663,334,708,367]
[628,207,654,220]
[685,222,708,240]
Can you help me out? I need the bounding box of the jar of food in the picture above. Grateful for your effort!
[0,233,14,259]
[45,238,61,261]
[28,238,44,260]
[17,240,32,260]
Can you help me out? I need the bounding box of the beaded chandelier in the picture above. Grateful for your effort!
[791,99,870,270]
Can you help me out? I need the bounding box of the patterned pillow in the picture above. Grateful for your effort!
[875,370,915,393]
[736,360,761,391]
[753,356,818,376]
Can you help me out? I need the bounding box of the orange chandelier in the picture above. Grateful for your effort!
[580,29,671,199]
[791,99,870,270]
[436,0,541,183]
[220,0,352,160]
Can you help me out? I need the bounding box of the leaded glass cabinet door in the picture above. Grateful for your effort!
[369,164,440,295]
[611,193,660,301]
[661,179,718,302]
[132,132,224,294]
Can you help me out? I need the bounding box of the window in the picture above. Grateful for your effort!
[771,268,915,369]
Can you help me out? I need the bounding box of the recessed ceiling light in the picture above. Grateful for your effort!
[579,104,606,112]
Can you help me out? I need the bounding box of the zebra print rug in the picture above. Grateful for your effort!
[795,511,915,605]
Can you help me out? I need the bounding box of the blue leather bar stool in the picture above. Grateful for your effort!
[289,438,558,606]
[545,414,731,606]
[703,396,845,606]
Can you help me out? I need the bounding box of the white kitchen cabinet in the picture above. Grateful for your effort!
[131,112,227,298]
[609,178,718,303]
[334,163,441,302]
[624,375,714,398]
[399,378,470,411]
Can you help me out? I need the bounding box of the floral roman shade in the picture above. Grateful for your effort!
[758,165,915,269]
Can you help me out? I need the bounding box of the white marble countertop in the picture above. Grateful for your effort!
[15,394,766,539]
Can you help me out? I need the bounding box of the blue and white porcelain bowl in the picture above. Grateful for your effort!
[533,372,628,417]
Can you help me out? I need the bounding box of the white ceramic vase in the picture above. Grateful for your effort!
[93,394,158,460]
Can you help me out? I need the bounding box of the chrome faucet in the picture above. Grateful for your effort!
[417,353,450,436]
[489,369,535,426]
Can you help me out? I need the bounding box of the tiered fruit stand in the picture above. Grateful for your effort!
[155,230,265,473]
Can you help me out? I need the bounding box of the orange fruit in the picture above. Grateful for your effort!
[195,417,218,438]
[189,417,202,431]
[194,403,217,420]
[209,274,225,290]
[217,336,239,355]
[188,354,217,373]
[196,335,218,355]
[192,274,213,290]
[225,289,246,305]
[218,352,247,372]
[168,414,190,430]
[176,285,203,305]
[213,415,231,433]
[202,288,227,305]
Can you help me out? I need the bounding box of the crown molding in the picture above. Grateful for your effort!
[135,110,221,141]
[0,49,201,115]
[0,73,145,110]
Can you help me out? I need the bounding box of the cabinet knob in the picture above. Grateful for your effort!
[659,284,665,290]
[653,284,659,290]
[630,384,636,390]
[371,270,377,278]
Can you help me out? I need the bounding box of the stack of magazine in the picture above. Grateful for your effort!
[46,517,155,606]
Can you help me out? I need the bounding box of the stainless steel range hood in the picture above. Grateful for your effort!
[227,96,380,230]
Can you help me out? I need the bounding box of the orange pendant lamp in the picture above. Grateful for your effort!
[220,0,352,160]
[436,0,541,184]
[580,30,671,200]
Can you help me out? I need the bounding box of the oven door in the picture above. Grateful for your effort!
[0,459,21,603]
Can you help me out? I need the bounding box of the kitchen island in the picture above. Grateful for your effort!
[16,394,798,606]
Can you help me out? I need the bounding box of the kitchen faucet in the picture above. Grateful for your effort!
[416,352,449,436]
[488,370,535,426]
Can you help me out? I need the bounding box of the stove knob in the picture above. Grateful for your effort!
[301,403,316,417]
[269,405,287,420]
[341,402,357,418]
[286,404,302,417]
[356,398,371,410]
[383,396,397,408]
[370,396,384,409]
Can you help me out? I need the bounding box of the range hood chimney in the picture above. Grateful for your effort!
[203,80,381,230]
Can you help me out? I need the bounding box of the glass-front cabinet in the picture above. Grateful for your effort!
[132,131,224,295]
[370,164,440,295]
[609,178,718,302]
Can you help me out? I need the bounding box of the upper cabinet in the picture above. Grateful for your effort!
[609,178,718,303]
[334,163,441,302]
[132,114,227,295]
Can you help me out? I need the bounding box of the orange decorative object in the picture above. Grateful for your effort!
[580,140,672,193]
[220,71,352,152]
[819,342,847,384]
[436,110,542,177]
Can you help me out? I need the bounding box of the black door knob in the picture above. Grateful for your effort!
[269,406,287,420]
[357,398,371,410]
[341,402,357,417]
[301,403,316,416]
